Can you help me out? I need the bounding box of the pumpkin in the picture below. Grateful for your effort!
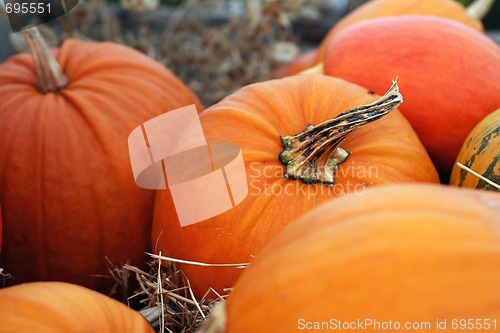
[0,28,202,292]
[314,0,484,64]
[152,75,439,298]
[203,184,500,333]
[273,49,317,78]
[450,108,500,191]
[0,281,154,332]
[0,206,2,254]
[323,15,500,178]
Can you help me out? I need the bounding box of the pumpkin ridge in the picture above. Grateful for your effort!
[37,99,52,281]
[215,80,306,134]
[44,283,92,326]
[202,106,281,139]
[229,178,291,258]
[52,93,112,157]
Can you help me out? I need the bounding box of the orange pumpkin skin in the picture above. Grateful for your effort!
[0,40,202,292]
[0,282,154,332]
[0,206,2,254]
[152,75,439,298]
[315,0,483,63]
[225,184,500,333]
[451,108,500,191]
[273,49,317,78]
[323,15,500,178]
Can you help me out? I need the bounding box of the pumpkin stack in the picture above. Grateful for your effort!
[1,0,500,331]
[193,0,500,332]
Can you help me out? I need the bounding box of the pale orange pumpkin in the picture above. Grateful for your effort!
[0,29,202,292]
[152,75,439,298]
[0,281,154,332]
[315,0,484,64]
[208,184,500,333]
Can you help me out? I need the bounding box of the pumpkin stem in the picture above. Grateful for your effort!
[467,0,495,20]
[279,80,402,185]
[22,27,68,93]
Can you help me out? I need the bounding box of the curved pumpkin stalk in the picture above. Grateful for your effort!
[456,162,500,190]
[467,0,495,20]
[279,80,403,185]
[22,27,68,93]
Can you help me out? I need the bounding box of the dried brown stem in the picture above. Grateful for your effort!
[22,27,68,93]
[279,80,403,185]
[467,0,495,20]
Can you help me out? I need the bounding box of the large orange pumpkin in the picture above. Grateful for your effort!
[450,108,499,191]
[315,0,483,63]
[207,184,500,333]
[0,281,154,332]
[0,206,2,254]
[323,15,500,178]
[0,29,202,292]
[152,75,439,298]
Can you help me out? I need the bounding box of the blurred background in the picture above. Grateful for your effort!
[0,0,499,106]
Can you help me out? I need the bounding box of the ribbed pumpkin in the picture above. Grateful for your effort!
[450,108,499,191]
[0,206,2,254]
[152,75,439,298]
[0,29,202,292]
[323,15,500,178]
[0,281,154,332]
[315,0,483,63]
[207,184,500,333]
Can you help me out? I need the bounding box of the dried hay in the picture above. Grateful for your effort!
[108,253,248,333]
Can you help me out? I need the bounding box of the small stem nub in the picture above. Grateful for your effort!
[467,0,495,20]
[279,80,403,185]
[22,27,68,94]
